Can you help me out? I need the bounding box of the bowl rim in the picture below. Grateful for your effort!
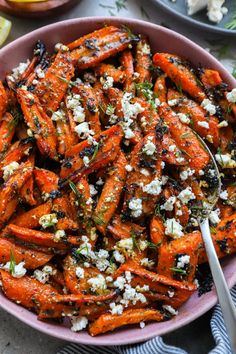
[151,0,236,36]
[0,16,236,346]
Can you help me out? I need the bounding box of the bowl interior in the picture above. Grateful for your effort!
[0,17,236,346]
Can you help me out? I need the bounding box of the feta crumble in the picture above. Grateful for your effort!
[75,266,84,279]
[209,208,221,225]
[201,98,216,115]
[71,316,88,332]
[142,136,156,156]
[163,305,178,316]
[176,255,190,269]
[215,153,236,169]
[2,261,26,278]
[39,213,58,229]
[178,187,195,204]
[142,178,162,196]
[226,88,236,103]
[109,302,123,315]
[165,218,184,238]
[128,198,143,218]
[177,113,190,124]
[161,196,176,211]
[2,161,20,181]
[198,121,209,129]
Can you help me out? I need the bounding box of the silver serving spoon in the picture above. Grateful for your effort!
[195,134,236,354]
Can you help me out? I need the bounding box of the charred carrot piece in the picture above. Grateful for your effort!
[198,214,236,263]
[60,125,122,185]
[17,89,58,160]
[70,26,136,69]
[6,224,68,249]
[116,260,197,292]
[153,53,206,102]
[89,308,164,336]
[19,175,37,206]
[199,69,223,89]
[0,270,69,318]
[157,231,201,282]
[167,88,220,147]
[0,160,33,228]
[69,177,92,227]
[0,139,33,177]
[159,103,210,172]
[154,74,167,103]
[95,63,125,83]
[56,117,77,156]
[34,168,60,200]
[11,201,52,228]
[134,36,152,92]
[0,238,53,269]
[134,97,160,134]
[73,84,101,135]
[0,113,16,155]
[35,51,74,113]
[219,125,234,153]
[94,152,127,233]
[107,214,145,240]
[120,50,135,93]
[67,25,120,50]
[150,215,165,245]
[52,291,116,304]
[0,81,8,120]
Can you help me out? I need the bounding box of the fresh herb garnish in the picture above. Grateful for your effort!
[68,180,82,203]
[147,241,159,249]
[131,229,140,251]
[90,143,100,163]
[93,215,105,225]
[225,12,236,30]
[170,267,187,275]
[57,76,77,87]
[180,133,193,139]
[106,103,115,116]
[9,250,16,275]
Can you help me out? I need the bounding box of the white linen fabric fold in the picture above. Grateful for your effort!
[58,286,236,354]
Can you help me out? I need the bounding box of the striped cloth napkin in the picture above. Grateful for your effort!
[58,286,236,354]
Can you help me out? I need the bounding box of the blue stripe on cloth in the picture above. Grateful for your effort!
[57,286,236,354]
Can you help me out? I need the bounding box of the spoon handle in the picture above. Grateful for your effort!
[200,218,236,354]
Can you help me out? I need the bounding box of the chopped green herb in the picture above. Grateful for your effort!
[106,103,115,116]
[224,12,236,30]
[9,250,16,275]
[68,180,82,201]
[115,0,127,11]
[210,226,217,234]
[93,215,105,225]
[57,76,77,87]
[90,143,100,163]
[131,229,140,251]
[147,241,159,249]
[170,267,187,275]
[121,25,136,39]
[175,83,183,94]
[180,133,193,139]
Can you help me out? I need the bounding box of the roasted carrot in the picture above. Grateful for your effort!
[150,215,165,245]
[0,113,16,154]
[0,81,8,120]
[95,63,125,83]
[35,51,74,113]
[120,50,135,93]
[11,201,52,228]
[0,238,53,269]
[89,308,164,336]
[153,53,206,102]
[17,89,58,159]
[34,168,60,200]
[134,36,152,91]
[107,214,145,240]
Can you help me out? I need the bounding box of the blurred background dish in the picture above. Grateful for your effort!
[151,0,236,36]
[0,0,78,18]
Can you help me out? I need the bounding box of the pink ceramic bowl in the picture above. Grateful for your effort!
[0,17,236,346]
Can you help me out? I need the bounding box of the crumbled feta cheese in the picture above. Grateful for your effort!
[176,255,190,269]
[140,321,145,329]
[125,164,133,172]
[163,305,178,316]
[75,266,84,279]
[165,218,184,238]
[217,120,228,128]
[177,113,190,124]
[54,229,66,242]
[54,42,69,52]
[74,122,94,140]
[87,274,107,293]
[226,88,236,103]
[113,250,125,264]
[39,213,58,229]
[2,261,26,278]
[215,153,236,169]
[67,93,85,123]
[187,0,207,15]
[109,302,123,315]
[142,137,156,156]
[139,240,148,251]
[169,144,176,152]
[96,177,104,186]
[201,98,216,115]
[9,60,30,81]
[34,265,54,284]
[89,184,98,196]
[140,168,150,176]
[168,99,178,107]
[116,238,134,253]
[155,98,161,107]
[120,92,144,139]
[140,258,155,268]
[168,290,175,298]
[143,178,162,196]
[114,276,126,290]
[121,284,147,306]
[35,67,45,79]
[207,0,227,23]
[199,169,205,176]
[27,129,33,137]
[2,161,20,181]
[100,76,114,90]
[179,168,195,181]
[71,316,88,332]
[141,43,151,55]
[209,208,221,225]
[161,196,176,211]
[198,121,209,129]
[219,190,228,200]
[128,198,143,218]
[178,187,195,204]
[83,156,90,167]
[51,109,66,121]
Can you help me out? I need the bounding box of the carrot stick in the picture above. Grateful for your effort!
[0,81,8,120]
